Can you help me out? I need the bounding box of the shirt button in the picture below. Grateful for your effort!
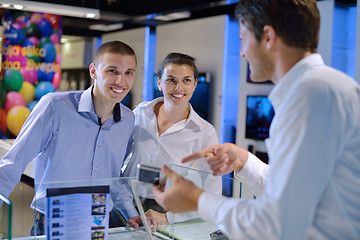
[94,167,98,171]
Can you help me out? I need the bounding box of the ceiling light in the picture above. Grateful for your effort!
[0,3,10,8]
[89,23,124,32]
[13,4,24,10]
[153,11,191,21]
[86,13,96,18]
[0,0,100,19]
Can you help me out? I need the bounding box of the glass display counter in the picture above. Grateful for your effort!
[0,194,12,239]
[1,164,254,240]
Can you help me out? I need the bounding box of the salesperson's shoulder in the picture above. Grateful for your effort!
[293,65,357,104]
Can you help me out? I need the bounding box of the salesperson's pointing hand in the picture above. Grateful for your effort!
[181,143,249,176]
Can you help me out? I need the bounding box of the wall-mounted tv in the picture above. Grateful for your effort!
[245,95,275,140]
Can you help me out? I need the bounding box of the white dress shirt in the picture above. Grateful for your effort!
[124,97,221,192]
[124,97,222,222]
[198,54,360,239]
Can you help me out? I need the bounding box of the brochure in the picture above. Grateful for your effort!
[46,185,110,240]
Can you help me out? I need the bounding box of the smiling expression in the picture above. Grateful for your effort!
[90,52,136,107]
[157,63,197,106]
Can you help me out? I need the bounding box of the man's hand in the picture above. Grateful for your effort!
[145,209,168,225]
[182,143,248,176]
[127,215,161,232]
[153,165,204,213]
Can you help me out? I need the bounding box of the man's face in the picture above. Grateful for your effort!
[90,53,136,107]
[239,23,274,82]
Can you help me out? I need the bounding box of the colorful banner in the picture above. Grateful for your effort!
[0,10,62,138]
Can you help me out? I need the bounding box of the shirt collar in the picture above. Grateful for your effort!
[138,97,203,130]
[268,53,325,111]
[78,85,121,123]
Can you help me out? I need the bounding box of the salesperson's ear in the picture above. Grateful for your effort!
[263,25,276,50]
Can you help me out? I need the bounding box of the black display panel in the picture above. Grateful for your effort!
[245,95,275,140]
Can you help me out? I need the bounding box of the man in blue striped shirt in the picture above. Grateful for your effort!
[0,40,149,235]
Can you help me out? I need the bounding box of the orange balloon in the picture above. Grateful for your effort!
[18,81,35,104]
[0,108,6,134]
[6,106,31,136]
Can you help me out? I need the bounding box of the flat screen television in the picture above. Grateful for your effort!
[245,95,275,140]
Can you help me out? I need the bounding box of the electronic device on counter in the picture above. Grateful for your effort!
[210,230,229,240]
[136,164,166,185]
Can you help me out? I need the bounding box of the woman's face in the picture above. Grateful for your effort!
[157,63,197,106]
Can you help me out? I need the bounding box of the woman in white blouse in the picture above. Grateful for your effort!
[124,52,222,224]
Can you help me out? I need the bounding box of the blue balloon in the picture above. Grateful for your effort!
[38,19,53,37]
[22,39,34,48]
[35,81,55,100]
[27,100,39,111]
[6,26,25,45]
[42,42,56,63]
[37,68,55,82]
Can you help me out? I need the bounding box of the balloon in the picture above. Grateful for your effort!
[41,42,56,63]
[38,18,53,37]
[24,21,40,38]
[6,45,27,68]
[18,81,35,104]
[6,24,25,45]
[52,71,61,89]
[21,68,38,85]
[6,106,31,136]
[22,39,35,48]
[37,68,54,82]
[35,81,55,100]
[27,100,39,111]
[0,108,7,134]
[4,91,26,112]
[28,37,39,46]
[30,14,42,24]
[4,69,24,92]
[49,33,60,45]
[43,14,61,29]
[38,37,51,49]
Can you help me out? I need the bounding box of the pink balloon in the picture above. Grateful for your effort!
[12,23,23,30]
[21,68,38,85]
[4,92,26,112]
[49,33,60,45]
[52,71,61,89]
[8,53,27,68]
[28,37,40,46]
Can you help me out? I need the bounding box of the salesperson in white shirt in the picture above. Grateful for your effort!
[152,0,360,239]
[124,52,222,224]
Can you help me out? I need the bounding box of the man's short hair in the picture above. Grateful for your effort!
[235,0,320,53]
[93,40,136,65]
